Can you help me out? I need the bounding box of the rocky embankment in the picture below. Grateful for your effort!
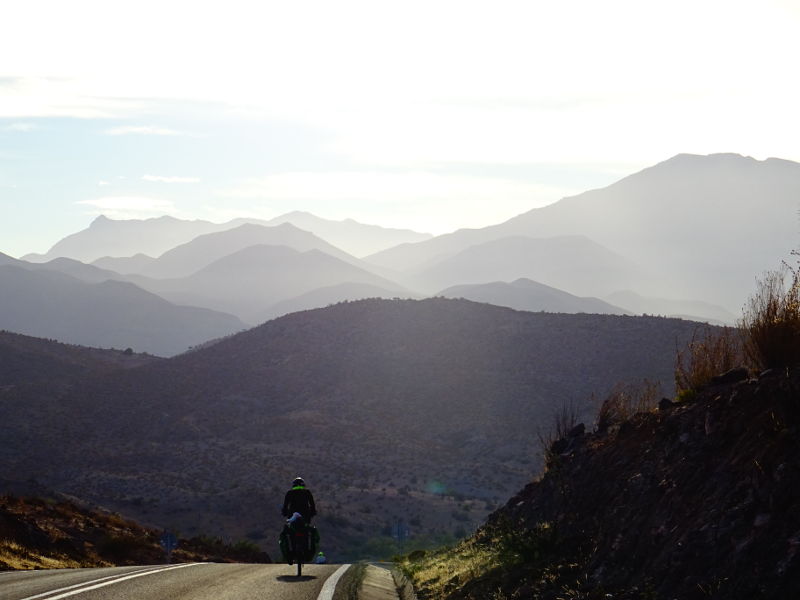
[0,494,270,570]
[416,367,800,599]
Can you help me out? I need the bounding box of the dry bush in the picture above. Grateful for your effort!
[740,262,800,370]
[674,326,744,394]
[595,379,661,433]
[538,401,579,461]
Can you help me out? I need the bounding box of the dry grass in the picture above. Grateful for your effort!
[0,539,82,570]
[398,539,500,598]
[741,263,800,370]
[538,401,580,462]
[675,326,743,394]
[595,379,661,432]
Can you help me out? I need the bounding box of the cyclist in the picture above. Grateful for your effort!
[281,477,317,523]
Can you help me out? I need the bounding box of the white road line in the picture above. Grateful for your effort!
[17,567,161,600]
[19,564,205,600]
[316,564,351,600]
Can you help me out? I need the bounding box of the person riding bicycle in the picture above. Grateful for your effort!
[282,477,317,523]
[279,477,319,567]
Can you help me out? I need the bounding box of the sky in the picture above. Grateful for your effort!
[1,0,799,258]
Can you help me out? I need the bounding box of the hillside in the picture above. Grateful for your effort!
[0,265,246,356]
[0,330,160,387]
[0,299,706,560]
[402,367,800,599]
[0,494,269,570]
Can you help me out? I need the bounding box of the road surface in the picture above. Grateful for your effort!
[0,563,350,600]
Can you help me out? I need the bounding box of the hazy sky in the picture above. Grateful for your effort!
[2,0,799,257]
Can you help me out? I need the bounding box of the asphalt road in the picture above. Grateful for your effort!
[0,563,349,600]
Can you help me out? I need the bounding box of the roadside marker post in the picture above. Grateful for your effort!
[159,531,179,564]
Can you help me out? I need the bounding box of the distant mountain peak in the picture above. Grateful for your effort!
[90,215,111,226]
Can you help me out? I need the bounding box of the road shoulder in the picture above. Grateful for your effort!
[358,564,400,600]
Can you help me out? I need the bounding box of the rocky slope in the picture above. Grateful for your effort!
[406,366,800,599]
[0,494,269,570]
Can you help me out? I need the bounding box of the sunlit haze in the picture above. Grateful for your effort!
[1,0,799,257]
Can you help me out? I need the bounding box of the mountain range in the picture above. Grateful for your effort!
[24,211,432,263]
[366,153,800,312]
[3,153,797,355]
[130,243,409,324]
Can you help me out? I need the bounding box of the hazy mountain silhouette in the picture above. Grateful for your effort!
[24,212,431,265]
[24,257,127,284]
[366,154,800,311]
[22,215,226,263]
[438,278,630,315]
[0,251,19,266]
[251,210,433,257]
[605,290,738,325]
[1,298,705,558]
[135,222,361,279]
[411,235,642,296]
[0,264,245,356]
[133,244,410,323]
[92,253,156,274]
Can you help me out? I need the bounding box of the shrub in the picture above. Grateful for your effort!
[495,518,556,566]
[596,379,661,432]
[675,326,743,394]
[740,262,800,369]
[538,401,579,463]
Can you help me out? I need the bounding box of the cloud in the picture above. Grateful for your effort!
[0,77,148,119]
[142,174,200,183]
[97,180,111,186]
[3,122,37,132]
[103,126,186,136]
[77,196,177,220]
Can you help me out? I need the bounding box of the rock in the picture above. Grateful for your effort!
[551,438,569,455]
[704,411,714,435]
[711,367,749,386]
[658,397,674,411]
[568,423,586,437]
[754,513,771,527]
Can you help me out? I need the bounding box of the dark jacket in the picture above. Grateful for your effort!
[282,486,317,520]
